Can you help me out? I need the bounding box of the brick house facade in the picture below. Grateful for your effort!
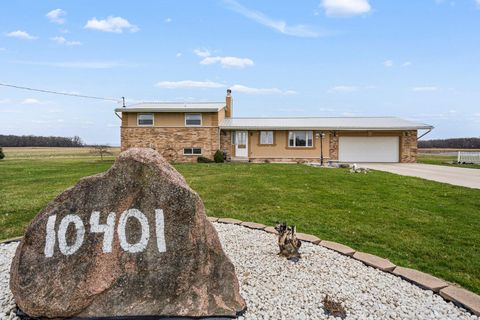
[116,90,432,163]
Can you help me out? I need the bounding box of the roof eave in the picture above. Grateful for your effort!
[219,126,434,130]
[115,107,223,113]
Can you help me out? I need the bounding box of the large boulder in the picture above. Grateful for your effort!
[10,148,246,318]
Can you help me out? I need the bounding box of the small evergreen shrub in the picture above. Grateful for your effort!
[197,156,214,163]
[214,150,224,163]
[0,147,4,160]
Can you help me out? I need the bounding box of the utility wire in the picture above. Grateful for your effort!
[0,82,121,102]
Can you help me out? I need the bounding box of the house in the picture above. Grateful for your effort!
[115,90,433,163]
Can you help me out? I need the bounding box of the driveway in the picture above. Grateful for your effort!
[363,163,480,189]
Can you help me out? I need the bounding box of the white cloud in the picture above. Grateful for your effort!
[224,0,322,37]
[230,84,296,95]
[46,9,66,24]
[85,16,139,33]
[383,59,394,67]
[476,0,480,6]
[1,98,50,105]
[193,48,211,57]
[176,52,182,57]
[402,61,412,67]
[0,99,13,104]
[194,48,254,68]
[12,60,131,69]
[155,80,226,89]
[202,56,254,68]
[329,85,359,92]
[5,30,38,40]
[21,98,43,105]
[165,18,172,23]
[51,36,82,46]
[413,86,438,92]
[320,0,371,17]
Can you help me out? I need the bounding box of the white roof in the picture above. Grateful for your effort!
[115,102,225,113]
[220,117,433,130]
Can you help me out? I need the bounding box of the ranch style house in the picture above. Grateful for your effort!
[115,90,433,163]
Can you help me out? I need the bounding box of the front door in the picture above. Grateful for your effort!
[235,131,248,158]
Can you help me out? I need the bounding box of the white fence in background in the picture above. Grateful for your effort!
[457,152,480,164]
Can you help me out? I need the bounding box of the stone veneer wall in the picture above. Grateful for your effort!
[329,135,339,161]
[220,130,233,161]
[121,127,220,163]
[400,130,418,163]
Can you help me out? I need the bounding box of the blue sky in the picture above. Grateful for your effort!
[1,0,479,145]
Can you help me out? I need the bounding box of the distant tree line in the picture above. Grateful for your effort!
[0,134,84,147]
[419,137,480,149]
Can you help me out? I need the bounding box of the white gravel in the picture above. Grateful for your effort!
[214,223,478,320]
[1,224,478,320]
[0,242,19,320]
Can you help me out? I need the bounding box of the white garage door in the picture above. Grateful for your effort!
[339,136,400,163]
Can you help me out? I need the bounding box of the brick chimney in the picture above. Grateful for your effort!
[225,89,232,118]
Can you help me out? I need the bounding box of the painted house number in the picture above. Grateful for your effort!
[44,209,166,257]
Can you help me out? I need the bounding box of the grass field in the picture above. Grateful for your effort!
[2,147,120,159]
[418,154,480,169]
[1,148,480,295]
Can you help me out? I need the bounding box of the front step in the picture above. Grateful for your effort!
[231,157,249,163]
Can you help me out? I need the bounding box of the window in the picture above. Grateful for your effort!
[288,131,313,147]
[233,131,247,146]
[183,148,202,155]
[137,114,154,126]
[260,131,274,145]
[185,113,202,126]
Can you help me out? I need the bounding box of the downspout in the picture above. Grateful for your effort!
[418,128,433,140]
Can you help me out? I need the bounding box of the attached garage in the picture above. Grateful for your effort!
[339,136,400,163]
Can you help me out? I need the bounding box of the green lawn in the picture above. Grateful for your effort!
[0,158,115,241]
[418,154,480,169]
[1,156,479,295]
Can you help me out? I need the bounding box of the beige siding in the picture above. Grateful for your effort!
[123,112,220,127]
[217,108,226,125]
[249,130,330,159]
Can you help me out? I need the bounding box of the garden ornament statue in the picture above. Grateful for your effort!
[275,222,302,262]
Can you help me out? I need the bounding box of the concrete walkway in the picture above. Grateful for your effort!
[363,163,480,189]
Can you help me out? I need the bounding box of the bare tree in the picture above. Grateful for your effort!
[90,145,112,160]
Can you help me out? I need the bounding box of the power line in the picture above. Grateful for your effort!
[0,82,121,102]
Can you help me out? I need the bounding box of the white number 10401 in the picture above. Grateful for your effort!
[44,209,166,257]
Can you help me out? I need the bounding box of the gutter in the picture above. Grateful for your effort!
[219,127,435,131]
[418,128,433,140]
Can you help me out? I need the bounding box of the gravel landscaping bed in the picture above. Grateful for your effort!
[1,223,479,320]
[0,242,19,320]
